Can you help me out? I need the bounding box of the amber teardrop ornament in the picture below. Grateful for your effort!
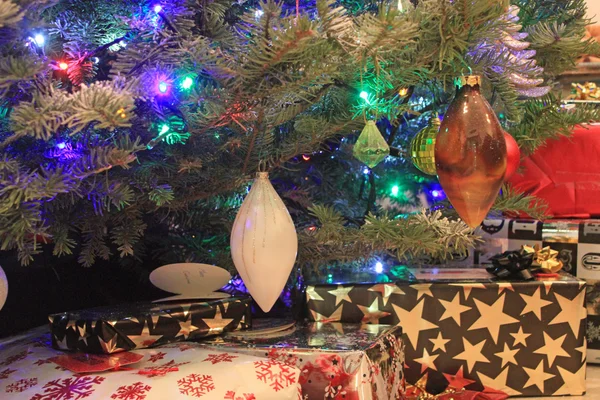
[435,76,507,228]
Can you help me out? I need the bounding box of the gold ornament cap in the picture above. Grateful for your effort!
[431,115,441,126]
[455,75,482,88]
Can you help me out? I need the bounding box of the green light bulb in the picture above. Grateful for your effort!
[181,76,194,90]
[359,91,369,100]
[159,124,170,134]
[391,185,399,196]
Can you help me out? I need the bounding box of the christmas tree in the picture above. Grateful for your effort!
[0,0,597,274]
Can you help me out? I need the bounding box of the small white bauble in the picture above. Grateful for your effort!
[0,265,7,311]
[230,172,298,312]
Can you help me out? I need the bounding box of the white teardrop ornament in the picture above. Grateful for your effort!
[230,172,298,312]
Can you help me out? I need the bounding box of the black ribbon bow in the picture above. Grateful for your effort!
[487,248,535,281]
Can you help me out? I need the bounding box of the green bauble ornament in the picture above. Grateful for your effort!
[410,117,440,175]
[353,121,390,168]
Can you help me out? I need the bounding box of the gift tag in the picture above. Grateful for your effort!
[150,263,231,301]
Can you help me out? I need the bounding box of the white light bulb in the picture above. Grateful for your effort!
[375,262,384,274]
[33,34,45,46]
[255,9,264,19]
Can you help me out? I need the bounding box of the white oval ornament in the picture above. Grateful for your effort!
[150,263,231,300]
[230,172,298,312]
[0,265,7,311]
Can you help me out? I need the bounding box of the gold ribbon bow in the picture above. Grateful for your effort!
[570,82,600,100]
[522,245,564,273]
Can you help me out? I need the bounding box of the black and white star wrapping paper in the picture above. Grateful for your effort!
[306,271,586,396]
[49,297,252,354]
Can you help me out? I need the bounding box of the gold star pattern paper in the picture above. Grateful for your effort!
[391,300,438,350]
[203,308,234,335]
[99,334,125,354]
[307,286,325,302]
[438,293,471,326]
[478,367,522,396]
[494,343,519,368]
[553,364,586,396]
[575,342,586,363]
[520,287,552,320]
[454,337,490,373]
[549,290,586,338]
[414,348,439,373]
[510,326,531,347]
[368,284,405,306]
[429,332,450,353]
[328,285,354,306]
[533,332,569,367]
[54,334,69,350]
[357,298,391,324]
[496,282,514,295]
[442,366,475,390]
[410,284,433,300]
[77,324,91,346]
[468,294,519,343]
[310,303,344,323]
[449,283,486,300]
[523,360,555,393]
[128,319,164,349]
[175,315,201,339]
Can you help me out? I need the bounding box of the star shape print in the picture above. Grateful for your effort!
[519,287,552,320]
[533,332,569,367]
[468,294,519,343]
[368,284,405,306]
[203,309,234,335]
[429,332,450,353]
[175,316,201,339]
[414,348,438,373]
[454,337,490,373]
[549,290,586,338]
[494,343,519,368]
[553,364,586,396]
[442,366,475,390]
[523,360,555,393]
[327,285,353,306]
[392,299,438,350]
[357,298,391,324]
[310,303,343,323]
[510,327,531,347]
[449,283,486,300]
[438,293,471,326]
[478,367,522,396]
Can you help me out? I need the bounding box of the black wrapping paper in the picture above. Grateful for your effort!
[49,297,252,354]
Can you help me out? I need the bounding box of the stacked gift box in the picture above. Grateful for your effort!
[305,267,587,397]
[471,218,600,364]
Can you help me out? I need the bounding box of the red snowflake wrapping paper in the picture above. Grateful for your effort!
[200,322,404,400]
[0,326,302,399]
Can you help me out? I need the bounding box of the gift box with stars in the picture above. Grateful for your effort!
[305,267,587,397]
[198,321,405,400]
[49,297,252,354]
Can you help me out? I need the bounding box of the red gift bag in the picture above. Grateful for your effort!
[508,124,600,218]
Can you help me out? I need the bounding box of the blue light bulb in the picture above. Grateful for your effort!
[158,81,168,93]
[33,34,45,46]
[153,4,163,13]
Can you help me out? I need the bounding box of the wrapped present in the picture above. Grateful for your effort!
[472,217,600,364]
[199,320,405,400]
[507,123,600,218]
[305,267,587,397]
[0,326,302,399]
[49,297,251,354]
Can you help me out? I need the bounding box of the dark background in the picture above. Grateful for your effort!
[0,246,168,338]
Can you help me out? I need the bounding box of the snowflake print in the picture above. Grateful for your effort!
[177,374,214,397]
[588,321,600,342]
[202,353,238,365]
[0,368,16,380]
[30,376,105,400]
[223,391,256,400]
[34,358,54,366]
[148,352,166,363]
[55,365,69,372]
[111,382,152,400]
[254,360,297,392]
[6,378,38,393]
[0,350,33,366]
[137,360,190,378]
[265,348,298,366]
[178,344,194,352]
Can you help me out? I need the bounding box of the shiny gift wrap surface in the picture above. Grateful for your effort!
[200,321,404,400]
[306,268,586,397]
[0,327,302,399]
[49,297,252,354]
